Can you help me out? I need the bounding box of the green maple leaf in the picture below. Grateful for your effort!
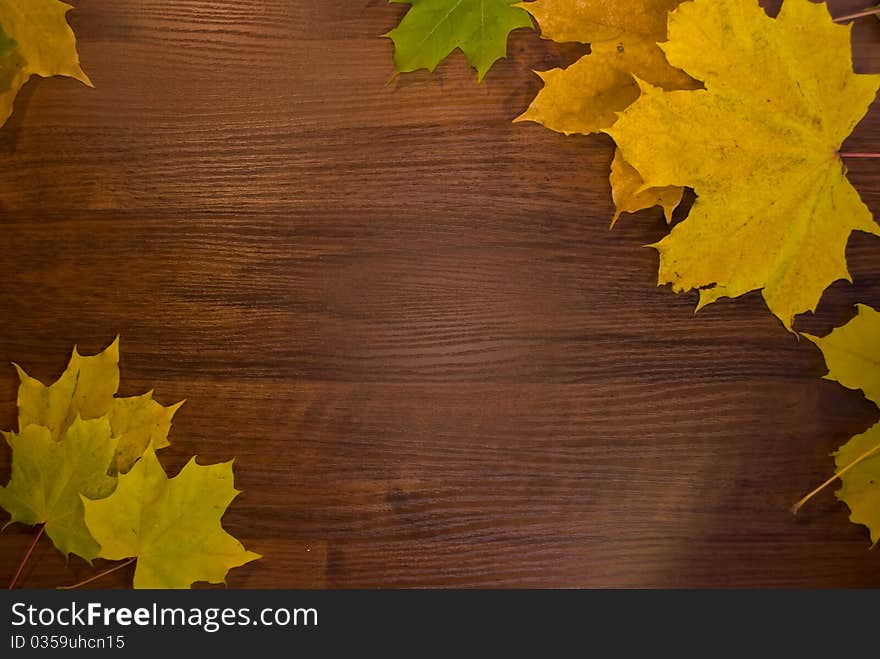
[385,0,533,81]
[83,444,260,589]
[0,417,117,561]
[10,338,182,474]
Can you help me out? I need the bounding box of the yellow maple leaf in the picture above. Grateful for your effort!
[516,0,695,221]
[804,304,880,406]
[0,418,117,560]
[795,306,880,544]
[83,444,261,589]
[832,422,880,546]
[0,0,92,127]
[108,393,184,475]
[9,338,182,474]
[610,149,681,225]
[608,0,880,331]
[14,338,120,439]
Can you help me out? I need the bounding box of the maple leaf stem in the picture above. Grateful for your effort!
[7,524,45,590]
[57,558,136,590]
[838,152,880,158]
[791,441,880,514]
[833,7,880,22]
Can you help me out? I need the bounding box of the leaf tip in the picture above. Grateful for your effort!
[76,68,95,89]
[11,362,27,382]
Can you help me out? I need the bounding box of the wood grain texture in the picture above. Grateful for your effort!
[0,0,879,588]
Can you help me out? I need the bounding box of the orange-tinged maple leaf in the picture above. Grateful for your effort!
[516,0,695,221]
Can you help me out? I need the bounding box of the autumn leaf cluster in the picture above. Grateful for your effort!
[386,0,880,545]
[0,339,259,588]
[0,5,261,589]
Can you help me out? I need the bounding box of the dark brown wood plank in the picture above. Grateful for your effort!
[0,0,879,588]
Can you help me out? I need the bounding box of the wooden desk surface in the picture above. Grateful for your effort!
[0,0,879,588]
